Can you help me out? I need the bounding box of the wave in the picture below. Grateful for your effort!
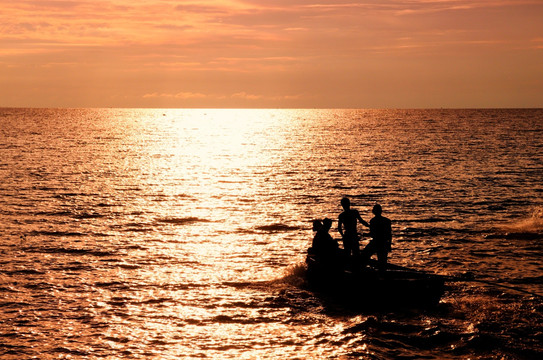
[117,222,155,233]
[52,347,89,357]
[28,230,86,237]
[0,286,18,293]
[27,230,112,238]
[96,202,117,207]
[468,250,495,258]
[236,223,302,234]
[399,227,469,238]
[253,223,301,232]
[53,263,97,271]
[34,209,106,220]
[53,192,94,198]
[34,210,73,216]
[156,216,211,225]
[277,263,307,287]
[116,263,142,269]
[509,275,543,285]
[139,297,174,305]
[73,212,105,219]
[24,246,115,257]
[211,314,276,324]
[492,207,543,239]
[2,269,45,275]
[95,281,131,290]
[396,217,454,224]
[221,281,256,288]
[486,232,543,240]
[149,193,194,201]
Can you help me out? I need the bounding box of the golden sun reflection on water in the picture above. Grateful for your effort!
[136,109,307,224]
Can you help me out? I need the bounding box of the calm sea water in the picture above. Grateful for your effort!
[1,108,542,359]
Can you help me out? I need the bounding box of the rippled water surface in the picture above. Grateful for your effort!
[1,108,542,359]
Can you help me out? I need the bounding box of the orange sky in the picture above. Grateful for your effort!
[1,0,542,108]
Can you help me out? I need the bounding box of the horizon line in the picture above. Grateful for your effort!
[1,106,542,110]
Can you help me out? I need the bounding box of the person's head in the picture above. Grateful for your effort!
[322,218,332,231]
[372,204,382,216]
[341,197,351,210]
[312,219,322,231]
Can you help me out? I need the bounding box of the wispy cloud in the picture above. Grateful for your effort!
[143,92,207,99]
[2,0,538,55]
[1,0,541,107]
[143,91,301,101]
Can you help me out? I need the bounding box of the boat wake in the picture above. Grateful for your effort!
[490,206,543,240]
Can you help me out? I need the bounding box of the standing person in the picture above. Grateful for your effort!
[361,204,392,271]
[338,197,369,260]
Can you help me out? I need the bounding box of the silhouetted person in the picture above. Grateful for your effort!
[361,204,392,272]
[310,219,323,252]
[311,218,339,261]
[338,197,369,260]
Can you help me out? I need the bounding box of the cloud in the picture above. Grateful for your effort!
[1,0,541,107]
[173,4,229,14]
[143,92,207,99]
[142,91,301,102]
[2,0,537,56]
[227,92,302,102]
[19,0,84,10]
[231,92,262,100]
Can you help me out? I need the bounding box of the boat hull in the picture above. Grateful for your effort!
[305,256,446,309]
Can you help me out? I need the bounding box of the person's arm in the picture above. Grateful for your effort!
[386,221,392,241]
[356,210,370,227]
[386,218,392,250]
[337,215,344,237]
[369,218,376,239]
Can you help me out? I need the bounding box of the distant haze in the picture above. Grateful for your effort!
[1,1,542,108]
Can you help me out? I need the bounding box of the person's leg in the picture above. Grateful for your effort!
[342,239,352,257]
[377,247,388,272]
[352,239,360,258]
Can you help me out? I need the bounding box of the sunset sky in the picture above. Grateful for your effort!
[1,0,542,108]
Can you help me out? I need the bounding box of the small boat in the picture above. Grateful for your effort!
[305,253,446,309]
